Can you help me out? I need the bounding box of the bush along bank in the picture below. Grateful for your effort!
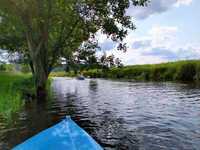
[0,73,30,119]
[82,60,200,82]
[0,72,52,120]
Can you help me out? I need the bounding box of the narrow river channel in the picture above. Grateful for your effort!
[1,77,200,150]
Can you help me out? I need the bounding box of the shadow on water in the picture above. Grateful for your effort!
[0,101,50,149]
[89,80,98,92]
[87,111,141,150]
[71,104,141,150]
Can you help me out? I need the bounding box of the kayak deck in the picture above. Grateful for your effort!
[13,117,103,150]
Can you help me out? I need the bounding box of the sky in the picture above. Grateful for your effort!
[1,0,199,65]
[97,0,200,65]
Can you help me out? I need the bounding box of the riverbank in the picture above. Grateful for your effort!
[81,60,200,82]
[0,73,26,118]
[0,72,36,119]
[0,72,54,119]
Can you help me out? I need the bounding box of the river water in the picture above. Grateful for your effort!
[0,77,200,150]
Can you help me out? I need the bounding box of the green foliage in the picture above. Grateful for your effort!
[12,76,36,98]
[195,64,200,82]
[0,64,15,72]
[175,63,197,81]
[20,64,31,73]
[50,72,67,77]
[82,60,200,83]
[0,64,6,71]
[0,72,52,120]
[0,0,148,93]
[83,69,104,78]
[49,71,77,77]
[0,73,27,119]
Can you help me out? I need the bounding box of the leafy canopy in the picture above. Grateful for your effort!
[0,0,149,71]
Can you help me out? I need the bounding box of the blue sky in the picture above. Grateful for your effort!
[1,0,199,65]
[97,0,200,65]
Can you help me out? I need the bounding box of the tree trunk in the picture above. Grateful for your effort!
[65,57,70,72]
[26,36,50,101]
[29,60,35,74]
[33,58,48,100]
[31,48,49,101]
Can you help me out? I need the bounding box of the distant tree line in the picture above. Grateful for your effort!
[62,48,124,74]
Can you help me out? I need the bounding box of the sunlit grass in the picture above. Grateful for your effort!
[0,72,30,119]
[49,71,67,77]
[0,72,54,120]
[49,71,76,77]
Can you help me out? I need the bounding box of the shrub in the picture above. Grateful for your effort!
[194,64,200,82]
[151,66,167,81]
[0,73,27,119]
[0,64,6,71]
[50,72,67,77]
[81,60,200,83]
[83,69,99,78]
[21,64,31,73]
[163,67,177,81]
[175,63,197,81]
[142,69,151,81]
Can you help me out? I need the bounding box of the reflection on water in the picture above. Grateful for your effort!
[0,77,200,150]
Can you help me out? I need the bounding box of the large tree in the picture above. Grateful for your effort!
[0,0,149,99]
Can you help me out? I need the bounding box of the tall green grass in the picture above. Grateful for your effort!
[82,60,200,82]
[0,71,56,122]
[0,72,30,119]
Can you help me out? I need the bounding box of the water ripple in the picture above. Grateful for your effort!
[0,78,200,150]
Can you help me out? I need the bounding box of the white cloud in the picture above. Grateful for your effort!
[149,26,178,36]
[127,0,193,20]
[148,25,178,48]
[175,0,193,7]
[98,25,200,65]
[96,0,198,65]
[105,47,168,65]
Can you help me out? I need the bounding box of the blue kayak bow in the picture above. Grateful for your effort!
[13,116,103,150]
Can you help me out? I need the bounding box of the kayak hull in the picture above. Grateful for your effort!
[12,117,103,150]
[76,76,85,80]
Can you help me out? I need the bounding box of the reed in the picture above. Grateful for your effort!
[82,60,200,82]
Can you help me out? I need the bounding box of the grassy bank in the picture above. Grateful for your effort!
[0,72,54,119]
[82,60,200,82]
[50,71,76,77]
[0,72,34,119]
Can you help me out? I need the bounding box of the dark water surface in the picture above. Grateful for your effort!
[1,77,200,150]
